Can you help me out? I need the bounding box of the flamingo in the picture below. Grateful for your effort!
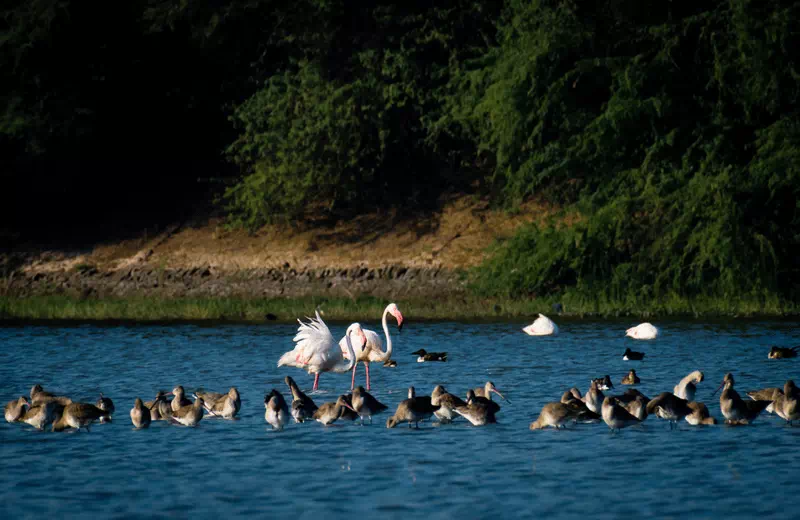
[522,314,558,336]
[626,323,659,339]
[339,303,404,391]
[278,310,366,392]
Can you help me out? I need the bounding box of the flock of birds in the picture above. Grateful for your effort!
[4,306,799,433]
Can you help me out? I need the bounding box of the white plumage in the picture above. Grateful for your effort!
[522,314,559,336]
[625,323,659,340]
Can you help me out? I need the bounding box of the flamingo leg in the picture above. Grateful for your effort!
[313,373,320,391]
[365,362,371,391]
[351,362,358,391]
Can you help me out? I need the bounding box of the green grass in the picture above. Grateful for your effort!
[0,294,796,323]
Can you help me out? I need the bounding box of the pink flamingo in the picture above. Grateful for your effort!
[278,311,366,391]
[339,303,404,391]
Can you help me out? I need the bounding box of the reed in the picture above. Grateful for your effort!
[0,295,795,323]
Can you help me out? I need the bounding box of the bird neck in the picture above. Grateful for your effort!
[379,306,393,362]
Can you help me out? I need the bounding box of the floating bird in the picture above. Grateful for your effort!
[96,393,115,422]
[646,392,693,429]
[530,402,583,430]
[673,371,704,401]
[431,385,467,422]
[713,373,771,425]
[351,386,388,425]
[383,360,397,368]
[601,397,641,431]
[284,376,317,423]
[264,389,289,430]
[626,323,659,340]
[21,401,63,431]
[197,387,241,416]
[685,401,716,425]
[169,386,192,412]
[386,387,440,428]
[591,375,614,391]
[171,394,214,427]
[312,395,357,426]
[411,349,447,362]
[53,402,110,432]
[339,303,404,391]
[621,370,640,385]
[130,398,151,429]
[623,348,645,361]
[768,346,799,359]
[5,397,28,423]
[206,388,240,419]
[278,311,365,391]
[454,390,497,426]
[30,384,72,406]
[522,314,558,336]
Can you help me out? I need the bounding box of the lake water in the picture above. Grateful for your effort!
[1,318,799,519]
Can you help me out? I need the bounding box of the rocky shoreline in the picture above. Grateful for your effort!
[2,263,467,300]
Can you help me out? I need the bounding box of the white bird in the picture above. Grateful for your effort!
[339,303,404,391]
[278,311,366,391]
[625,322,659,340]
[522,314,558,336]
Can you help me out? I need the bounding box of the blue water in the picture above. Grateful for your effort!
[1,319,799,519]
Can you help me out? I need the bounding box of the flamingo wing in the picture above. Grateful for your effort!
[279,311,338,372]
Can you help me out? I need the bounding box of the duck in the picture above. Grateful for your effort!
[95,393,115,422]
[350,386,388,425]
[769,346,799,359]
[454,390,497,426]
[53,402,110,432]
[673,371,704,401]
[411,349,447,362]
[264,389,290,430]
[591,375,614,391]
[623,348,645,361]
[386,387,440,428]
[621,370,640,385]
[522,314,558,336]
[601,397,641,431]
[530,402,583,430]
[625,323,659,340]
[312,395,357,426]
[383,360,397,368]
[713,373,771,425]
[5,396,28,423]
[130,398,151,429]
[284,375,318,423]
[431,385,467,422]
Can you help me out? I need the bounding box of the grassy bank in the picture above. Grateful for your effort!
[0,295,796,323]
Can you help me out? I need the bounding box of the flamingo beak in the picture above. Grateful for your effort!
[710,382,725,397]
[394,310,404,332]
[492,388,510,403]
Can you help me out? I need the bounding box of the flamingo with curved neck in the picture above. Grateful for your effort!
[340,303,404,391]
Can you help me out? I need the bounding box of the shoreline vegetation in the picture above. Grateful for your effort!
[1,295,796,324]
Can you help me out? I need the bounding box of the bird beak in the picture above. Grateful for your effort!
[710,382,725,397]
[492,389,510,403]
[394,310,404,332]
[342,402,356,413]
[205,405,217,416]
